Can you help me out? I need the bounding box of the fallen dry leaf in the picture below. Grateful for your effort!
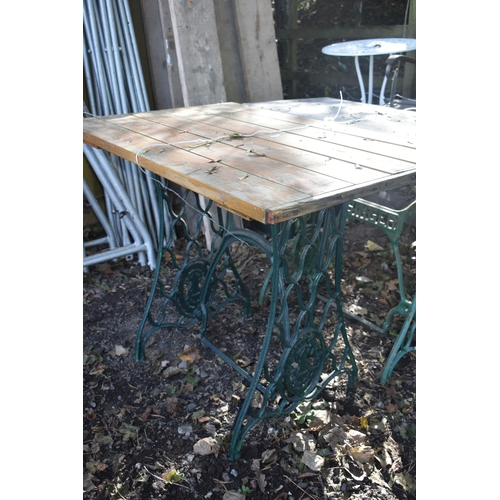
[193,437,220,456]
[114,345,128,356]
[300,450,325,471]
[365,240,384,252]
[165,397,181,414]
[261,448,278,464]
[178,346,201,364]
[83,473,96,493]
[222,492,246,500]
[349,446,375,464]
[346,429,367,446]
[286,431,316,452]
[163,366,185,378]
[89,364,107,376]
[251,459,267,493]
[348,304,368,316]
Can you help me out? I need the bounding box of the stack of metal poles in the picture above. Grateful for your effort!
[83,0,169,270]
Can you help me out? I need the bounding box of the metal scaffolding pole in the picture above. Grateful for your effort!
[83,0,173,270]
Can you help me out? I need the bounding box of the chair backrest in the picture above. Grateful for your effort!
[385,54,416,108]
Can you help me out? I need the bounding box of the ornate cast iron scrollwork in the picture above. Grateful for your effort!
[280,328,326,401]
[135,181,358,461]
[173,259,211,319]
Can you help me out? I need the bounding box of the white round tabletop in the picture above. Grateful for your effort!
[322,38,416,57]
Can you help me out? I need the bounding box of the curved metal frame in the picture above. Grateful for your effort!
[135,182,358,460]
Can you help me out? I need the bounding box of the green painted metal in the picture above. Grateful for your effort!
[135,182,358,460]
[380,295,415,384]
[346,197,416,382]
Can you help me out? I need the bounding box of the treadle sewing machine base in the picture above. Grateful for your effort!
[136,183,358,460]
[83,100,416,460]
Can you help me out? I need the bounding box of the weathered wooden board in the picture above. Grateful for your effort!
[231,0,284,102]
[139,0,173,110]
[84,102,416,224]
[212,0,246,103]
[167,0,227,106]
[136,105,414,172]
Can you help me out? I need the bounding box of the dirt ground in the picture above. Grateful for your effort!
[83,192,416,500]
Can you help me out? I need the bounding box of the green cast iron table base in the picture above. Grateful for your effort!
[135,183,358,460]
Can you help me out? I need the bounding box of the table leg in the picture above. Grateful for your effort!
[220,206,358,460]
[380,297,416,384]
[354,55,366,104]
[368,55,374,105]
[136,183,358,460]
[134,183,252,361]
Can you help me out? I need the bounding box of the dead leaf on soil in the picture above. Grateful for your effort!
[385,403,397,413]
[346,429,367,446]
[348,304,368,316]
[300,450,325,471]
[166,396,181,413]
[114,345,129,357]
[354,251,370,258]
[307,409,333,431]
[85,459,108,474]
[323,427,347,448]
[89,364,107,376]
[251,459,267,493]
[193,437,220,457]
[83,473,96,493]
[178,346,201,364]
[118,423,139,442]
[139,407,153,421]
[286,431,316,452]
[359,416,369,431]
[222,492,246,500]
[348,445,375,464]
[163,366,186,378]
[261,448,278,464]
[365,240,384,252]
[355,275,372,285]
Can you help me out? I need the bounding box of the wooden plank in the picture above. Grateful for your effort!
[149,100,416,145]
[139,0,174,110]
[232,0,284,102]
[135,116,386,182]
[125,107,408,179]
[223,112,416,166]
[243,102,417,144]
[212,0,246,103]
[83,116,308,223]
[167,0,226,106]
[103,114,356,195]
[153,106,415,171]
[158,0,185,108]
[267,169,415,224]
[101,113,382,194]
[83,103,416,224]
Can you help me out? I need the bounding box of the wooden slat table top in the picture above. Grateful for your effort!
[83,100,415,224]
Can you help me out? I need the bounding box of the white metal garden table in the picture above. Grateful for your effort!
[322,38,416,105]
